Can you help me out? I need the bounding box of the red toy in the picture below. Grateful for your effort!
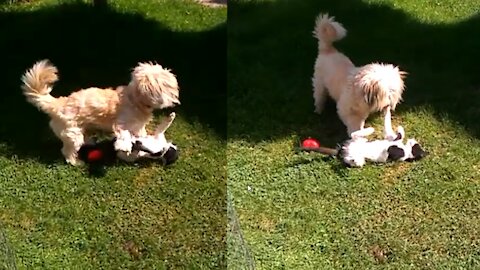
[302,137,321,148]
[78,138,118,176]
[300,137,338,156]
[87,149,103,162]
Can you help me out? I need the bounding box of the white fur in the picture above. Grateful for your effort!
[312,13,407,135]
[341,130,420,167]
[117,112,177,162]
[341,106,420,167]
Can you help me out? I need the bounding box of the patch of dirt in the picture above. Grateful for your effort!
[197,0,227,7]
[370,245,392,263]
[123,240,144,260]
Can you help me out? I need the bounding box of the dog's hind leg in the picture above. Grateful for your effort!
[154,112,176,135]
[49,119,64,140]
[60,126,85,166]
[350,127,375,139]
[49,119,81,165]
[49,119,76,163]
[382,106,397,140]
[312,76,328,114]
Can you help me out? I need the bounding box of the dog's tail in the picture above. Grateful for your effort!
[21,59,60,116]
[313,13,347,52]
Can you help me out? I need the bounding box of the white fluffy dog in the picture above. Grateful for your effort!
[312,13,407,136]
[21,59,180,165]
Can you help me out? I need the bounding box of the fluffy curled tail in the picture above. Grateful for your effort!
[21,59,59,116]
[313,13,347,52]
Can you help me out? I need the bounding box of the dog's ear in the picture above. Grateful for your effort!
[410,143,427,161]
[164,145,179,165]
[362,79,391,112]
[363,80,383,108]
[387,145,405,161]
[394,132,403,141]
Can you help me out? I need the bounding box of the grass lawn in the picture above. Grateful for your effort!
[228,0,480,269]
[0,0,226,269]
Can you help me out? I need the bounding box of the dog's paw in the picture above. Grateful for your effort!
[396,126,405,136]
[384,132,397,141]
[314,107,323,115]
[66,157,84,166]
[384,129,399,141]
[114,139,133,154]
[385,126,404,141]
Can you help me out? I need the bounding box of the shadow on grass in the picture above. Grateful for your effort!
[0,224,16,270]
[228,0,480,145]
[0,1,226,163]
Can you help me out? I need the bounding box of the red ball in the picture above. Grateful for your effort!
[302,137,320,148]
[87,149,103,162]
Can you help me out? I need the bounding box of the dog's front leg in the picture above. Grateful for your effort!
[337,99,369,135]
[338,108,366,136]
[114,129,134,154]
[383,106,397,141]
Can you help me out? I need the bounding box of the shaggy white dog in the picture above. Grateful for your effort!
[312,13,407,136]
[21,60,180,165]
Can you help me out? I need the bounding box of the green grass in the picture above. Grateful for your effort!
[228,0,480,269]
[0,0,226,269]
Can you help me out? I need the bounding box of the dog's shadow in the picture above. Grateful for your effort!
[289,154,354,179]
[0,1,225,164]
[84,159,176,178]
